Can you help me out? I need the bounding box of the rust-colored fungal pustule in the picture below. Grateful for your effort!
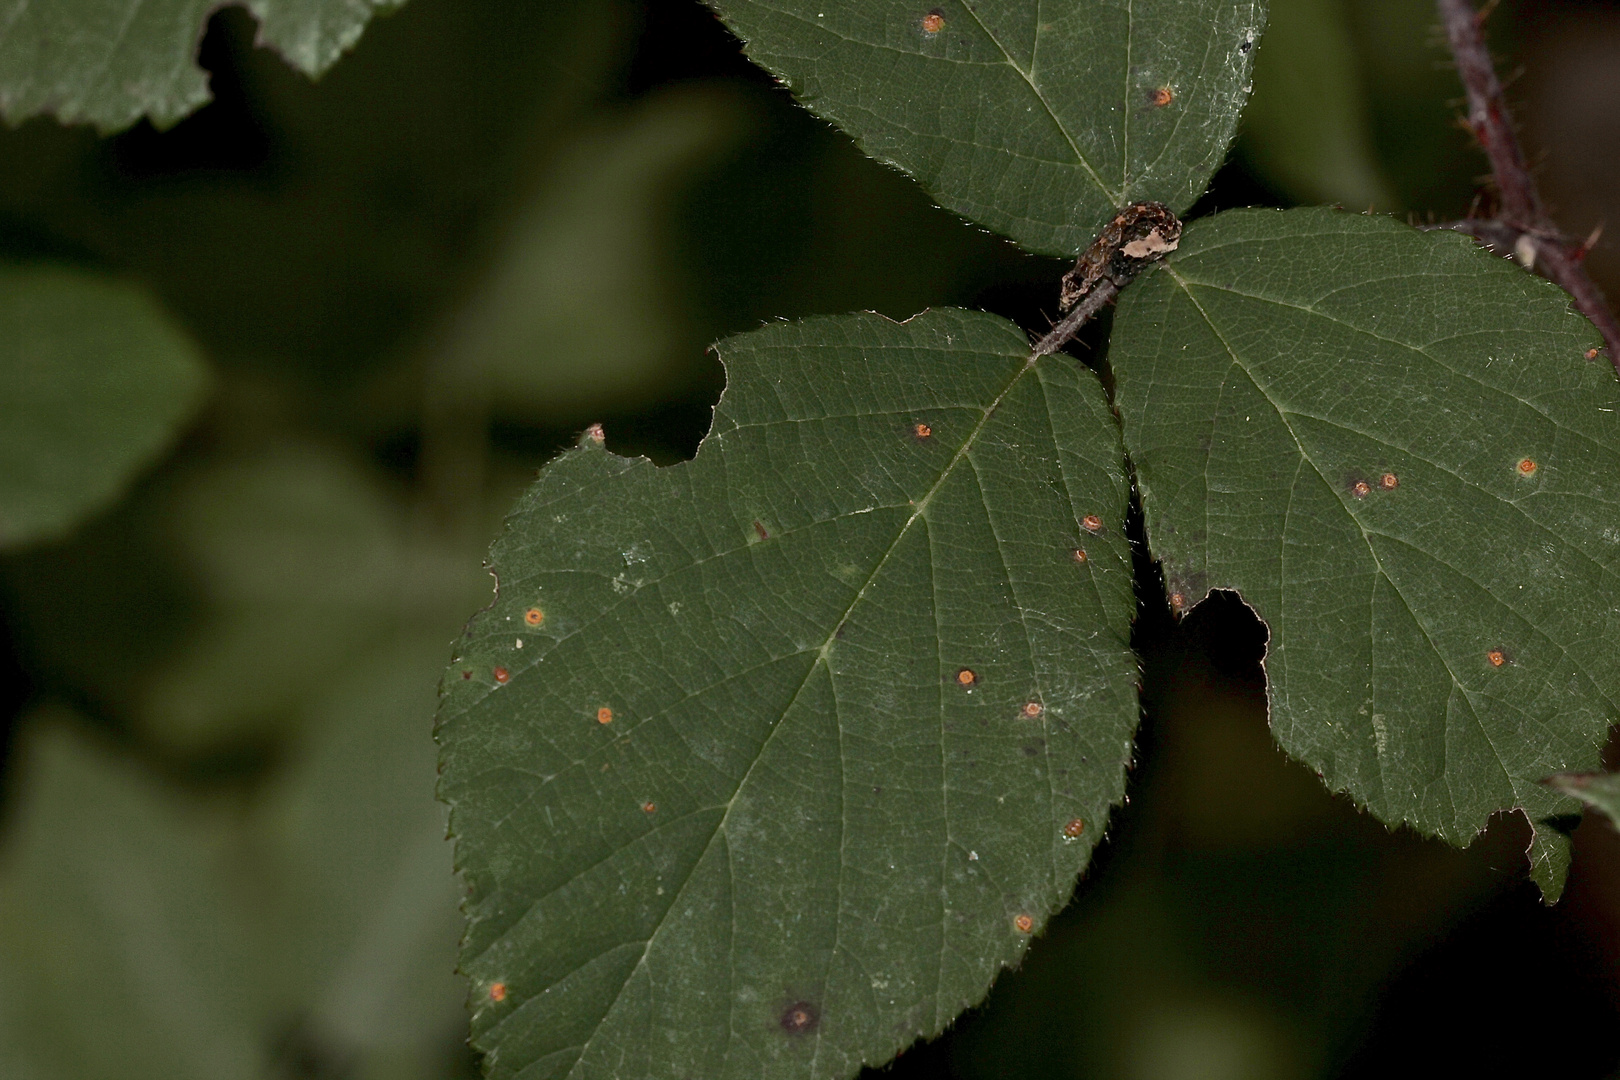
[1149,85,1174,107]
[1014,914,1035,933]
[914,422,932,439]
[1081,514,1103,533]
[920,8,945,33]
[1487,649,1507,667]
[524,607,544,626]
[597,707,613,725]
[1352,480,1371,498]
[1021,701,1043,718]
[780,1001,819,1034]
[1517,458,1538,477]
[489,982,507,1002]
[1380,473,1398,490]
[956,667,978,686]
[493,666,510,684]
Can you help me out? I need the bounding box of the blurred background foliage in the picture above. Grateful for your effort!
[1,0,1619,1076]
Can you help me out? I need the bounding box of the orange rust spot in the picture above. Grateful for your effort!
[489,982,507,1002]
[1587,348,1600,360]
[1169,592,1186,610]
[914,422,933,439]
[642,801,657,814]
[597,706,614,725]
[1517,457,1538,477]
[1081,514,1103,533]
[921,9,945,33]
[493,666,510,684]
[1487,649,1507,667]
[956,667,979,687]
[1014,914,1035,933]
[754,520,770,541]
[1021,700,1043,718]
[584,423,606,444]
[780,1001,819,1034]
[1149,85,1174,107]
[1062,818,1085,838]
[524,607,544,627]
[1352,480,1371,499]
[1073,548,1088,564]
[1380,472,1398,490]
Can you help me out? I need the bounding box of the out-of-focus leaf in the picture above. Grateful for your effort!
[1544,772,1620,833]
[133,442,409,751]
[1110,208,1619,901]
[0,0,405,132]
[0,718,264,1080]
[438,309,1140,1080]
[0,637,474,1078]
[705,0,1265,258]
[445,87,741,419]
[1239,0,1393,208]
[0,266,208,550]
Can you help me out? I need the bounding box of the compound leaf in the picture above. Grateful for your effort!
[0,0,404,132]
[0,266,209,550]
[437,309,1139,1080]
[705,0,1265,257]
[1110,208,1620,901]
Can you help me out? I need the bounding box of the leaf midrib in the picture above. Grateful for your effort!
[556,349,1044,1079]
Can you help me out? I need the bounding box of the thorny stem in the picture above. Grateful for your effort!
[1030,278,1121,357]
[1435,0,1620,371]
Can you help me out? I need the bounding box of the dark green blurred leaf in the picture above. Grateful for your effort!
[0,0,405,132]
[0,266,208,550]
[706,0,1265,257]
[0,717,265,1080]
[1111,208,1618,901]
[1545,771,1620,834]
[0,636,472,1078]
[445,86,742,420]
[437,309,1139,1080]
[1239,0,1393,208]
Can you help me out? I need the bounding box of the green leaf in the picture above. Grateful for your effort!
[1545,772,1620,834]
[437,309,1139,1079]
[705,0,1265,258]
[0,266,209,550]
[0,0,404,132]
[1110,208,1618,901]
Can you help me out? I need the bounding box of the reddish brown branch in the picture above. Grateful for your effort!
[1436,0,1620,371]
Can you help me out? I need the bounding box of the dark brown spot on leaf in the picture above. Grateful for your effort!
[462,670,472,680]
[754,520,770,540]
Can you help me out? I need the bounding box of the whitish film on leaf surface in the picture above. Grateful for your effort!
[0,0,404,132]
[0,266,209,550]
[705,0,1265,257]
[1111,207,1620,900]
[437,310,1140,1079]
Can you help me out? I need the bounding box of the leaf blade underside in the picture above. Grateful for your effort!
[1111,207,1620,900]
[436,309,1139,1080]
[704,0,1265,258]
